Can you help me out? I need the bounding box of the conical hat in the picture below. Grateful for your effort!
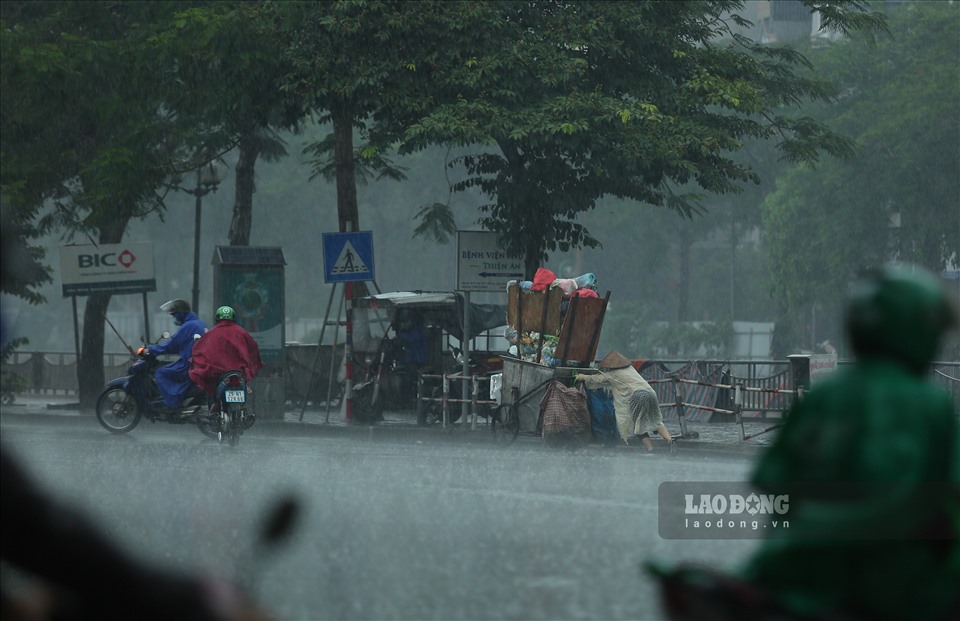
[599,351,631,370]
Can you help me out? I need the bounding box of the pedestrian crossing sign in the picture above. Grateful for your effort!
[322,231,375,283]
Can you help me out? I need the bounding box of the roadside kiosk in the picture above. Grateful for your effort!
[212,246,286,418]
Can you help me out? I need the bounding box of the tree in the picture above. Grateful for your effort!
[762,1,959,355]
[1,2,195,406]
[400,1,886,277]
[150,3,304,246]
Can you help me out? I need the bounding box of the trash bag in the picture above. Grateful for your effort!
[539,380,591,449]
[531,268,557,292]
[585,387,620,447]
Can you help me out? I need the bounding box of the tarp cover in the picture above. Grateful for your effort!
[354,291,506,341]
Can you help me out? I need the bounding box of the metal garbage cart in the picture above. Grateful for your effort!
[491,356,585,444]
[491,281,611,445]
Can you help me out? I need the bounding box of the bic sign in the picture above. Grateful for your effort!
[77,249,138,269]
[61,242,156,297]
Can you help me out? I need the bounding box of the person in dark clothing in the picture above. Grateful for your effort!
[393,310,428,404]
[0,443,269,621]
[139,298,207,409]
[394,310,428,367]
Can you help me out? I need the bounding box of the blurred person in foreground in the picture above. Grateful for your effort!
[741,264,960,620]
[0,444,271,621]
[138,298,207,411]
[189,305,263,410]
[0,206,270,621]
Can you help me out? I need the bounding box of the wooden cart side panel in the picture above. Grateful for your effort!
[556,295,609,365]
[506,284,562,336]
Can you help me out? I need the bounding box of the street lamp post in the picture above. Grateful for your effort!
[189,161,225,313]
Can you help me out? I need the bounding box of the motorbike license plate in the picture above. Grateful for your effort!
[225,390,246,403]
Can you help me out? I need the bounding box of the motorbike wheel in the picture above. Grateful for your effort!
[491,403,519,445]
[95,387,142,434]
[197,412,220,440]
[227,405,243,446]
[352,384,383,425]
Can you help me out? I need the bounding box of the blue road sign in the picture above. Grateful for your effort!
[322,231,375,283]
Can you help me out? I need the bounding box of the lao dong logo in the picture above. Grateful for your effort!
[684,493,789,516]
[658,482,793,538]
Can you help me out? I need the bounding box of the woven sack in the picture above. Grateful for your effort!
[539,380,591,449]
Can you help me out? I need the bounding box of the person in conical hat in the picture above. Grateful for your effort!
[599,351,632,370]
[576,350,674,453]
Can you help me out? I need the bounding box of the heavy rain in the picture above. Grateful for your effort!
[2,417,759,620]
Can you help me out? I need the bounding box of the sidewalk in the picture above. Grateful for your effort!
[1,394,777,459]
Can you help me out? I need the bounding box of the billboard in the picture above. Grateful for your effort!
[60,242,156,297]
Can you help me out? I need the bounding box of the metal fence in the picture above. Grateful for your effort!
[2,346,346,407]
[3,351,958,428]
[636,359,959,441]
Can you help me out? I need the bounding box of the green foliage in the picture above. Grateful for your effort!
[762,1,959,354]
[412,203,457,244]
[1,1,188,302]
[399,1,887,274]
[606,305,734,358]
[303,133,409,185]
[1,3,186,220]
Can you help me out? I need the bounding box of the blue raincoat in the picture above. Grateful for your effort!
[148,311,207,408]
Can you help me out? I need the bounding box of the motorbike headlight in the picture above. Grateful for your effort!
[365,355,375,366]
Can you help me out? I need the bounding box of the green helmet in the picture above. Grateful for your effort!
[845,264,958,373]
[215,305,237,322]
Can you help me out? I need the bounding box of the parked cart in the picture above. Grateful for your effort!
[491,356,584,444]
[491,281,610,445]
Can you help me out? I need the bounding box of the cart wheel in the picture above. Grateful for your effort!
[492,403,520,445]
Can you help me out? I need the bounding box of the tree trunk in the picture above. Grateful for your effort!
[332,107,368,298]
[676,229,692,323]
[229,132,262,246]
[77,216,130,409]
[333,110,360,234]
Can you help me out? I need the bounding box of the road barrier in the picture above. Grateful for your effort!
[4,352,957,442]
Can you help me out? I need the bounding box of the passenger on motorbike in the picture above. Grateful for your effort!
[189,305,263,408]
[136,298,207,410]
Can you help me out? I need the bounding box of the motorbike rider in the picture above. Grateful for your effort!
[649,264,958,621]
[138,298,207,410]
[189,305,264,407]
[739,264,959,621]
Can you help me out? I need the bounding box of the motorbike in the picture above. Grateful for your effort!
[0,478,301,621]
[646,561,857,621]
[351,336,405,425]
[211,369,256,446]
[95,338,218,439]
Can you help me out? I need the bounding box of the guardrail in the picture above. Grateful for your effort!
[417,372,497,429]
[4,352,957,439]
[638,359,959,441]
[2,347,347,406]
